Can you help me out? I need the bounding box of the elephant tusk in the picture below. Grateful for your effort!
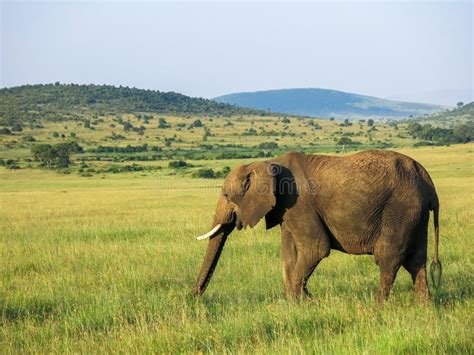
[196,224,222,241]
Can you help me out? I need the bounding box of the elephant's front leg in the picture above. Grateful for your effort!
[285,225,331,299]
[281,225,297,298]
[290,246,324,299]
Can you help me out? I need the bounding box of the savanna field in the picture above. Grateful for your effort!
[1,142,473,353]
[1,86,473,352]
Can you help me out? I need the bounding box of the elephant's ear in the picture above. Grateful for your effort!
[233,163,278,228]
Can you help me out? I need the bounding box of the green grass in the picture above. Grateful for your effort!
[1,144,473,352]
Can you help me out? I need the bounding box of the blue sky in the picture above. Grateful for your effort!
[1,1,472,105]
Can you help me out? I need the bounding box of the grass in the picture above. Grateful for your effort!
[1,143,473,353]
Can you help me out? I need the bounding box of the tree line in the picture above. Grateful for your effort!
[407,122,473,144]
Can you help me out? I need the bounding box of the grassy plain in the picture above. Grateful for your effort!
[1,143,473,353]
[0,113,414,163]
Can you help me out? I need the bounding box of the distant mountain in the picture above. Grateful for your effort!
[214,88,445,120]
[0,83,266,125]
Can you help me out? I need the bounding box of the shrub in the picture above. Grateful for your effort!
[337,137,359,145]
[168,160,188,168]
[11,123,23,132]
[192,166,230,179]
[190,119,203,128]
[5,159,20,169]
[257,142,279,150]
[242,128,258,136]
[192,168,216,178]
[158,117,171,129]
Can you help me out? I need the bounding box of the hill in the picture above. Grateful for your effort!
[410,102,473,127]
[0,83,266,126]
[214,88,444,120]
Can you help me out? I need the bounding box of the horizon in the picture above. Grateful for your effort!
[1,1,472,106]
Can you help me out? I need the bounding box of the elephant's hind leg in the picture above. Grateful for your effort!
[403,258,428,302]
[374,234,408,302]
[403,218,429,301]
[376,261,402,302]
[373,212,421,302]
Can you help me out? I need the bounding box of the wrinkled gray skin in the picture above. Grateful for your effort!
[192,150,440,301]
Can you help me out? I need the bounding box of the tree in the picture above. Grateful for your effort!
[190,119,203,128]
[123,121,133,131]
[367,119,374,127]
[337,137,352,145]
[11,123,23,132]
[31,144,56,168]
[457,102,464,108]
[158,117,170,129]
[54,143,73,167]
[453,124,473,143]
[31,141,83,168]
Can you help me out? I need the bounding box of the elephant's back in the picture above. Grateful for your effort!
[341,150,434,188]
[314,150,436,252]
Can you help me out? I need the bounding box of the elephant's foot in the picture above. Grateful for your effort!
[375,291,387,304]
[284,285,315,302]
[414,289,430,304]
[375,287,391,304]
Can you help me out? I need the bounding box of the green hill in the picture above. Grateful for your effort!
[411,102,473,127]
[0,83,266,126]
[214,88,444,120]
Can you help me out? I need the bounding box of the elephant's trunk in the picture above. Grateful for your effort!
[192,223,234,296]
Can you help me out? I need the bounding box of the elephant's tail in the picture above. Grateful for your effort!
[429,199,442,289]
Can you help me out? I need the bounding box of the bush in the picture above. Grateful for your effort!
[190,119,203,128]
[168,160,188,168]
[192,168,216,178]
[91,144,148,153]
[242,128,258,136]
[192,166,230,179]
[5,159,20,169]
[158,117,171,129]
[22,135,36,142]
[0,128,12,135]
[257,142,279,150]
[11,123,23,132]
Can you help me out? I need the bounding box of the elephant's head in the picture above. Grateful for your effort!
[192,161,284,296]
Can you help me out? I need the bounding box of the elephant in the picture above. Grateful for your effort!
[192,150,441,301]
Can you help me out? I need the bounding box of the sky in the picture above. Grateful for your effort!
[1,1,472,105]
